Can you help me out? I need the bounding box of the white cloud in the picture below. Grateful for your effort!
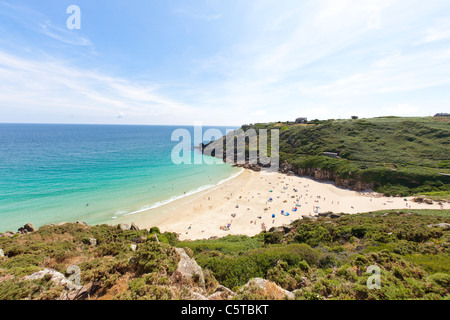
[250,110,267,116]
[0,2,93,48]
[414,18,450,45]
[39,20,92,47]
[173,0,450,122]
[383,104,420,116]
[0,50,205,124]
[171,5,222,21]
[1,0,450,125]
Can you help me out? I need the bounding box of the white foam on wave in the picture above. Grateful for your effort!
[117,168,245,218]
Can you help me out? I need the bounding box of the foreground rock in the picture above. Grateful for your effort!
[17,223,35,234]
[172,248,206,292]
[0,231,15,238]
[427,223,450,229]
[24,268,89,300]
[207,285,237,300]
[239,278,295,300]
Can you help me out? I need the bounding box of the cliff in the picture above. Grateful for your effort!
[204,117,450,196]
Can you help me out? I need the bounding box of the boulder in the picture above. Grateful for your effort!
[190,292,209,300]
[119,224,130,231]
[64,285,90,300]
[208,285,237,300]
[269,227,284,233]
[413,197,424,203]
[0,231,15,238]
[24,268,88,300]
[16,223,35,233]
[0,249,4,258]
[172,248,205,291]
[24,268,81,290]
[427,223,450,230]
[89,238,97,246]
[241,278,295,300]
[17,228,28,234]
[25,268,67,283]
[130,223,140,231]
[24,223,35,232]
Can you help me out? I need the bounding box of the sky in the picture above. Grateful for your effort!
[0,0,449,126]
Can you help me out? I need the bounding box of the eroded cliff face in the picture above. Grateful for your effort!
[279,161,375,191]
[204,137,375,192]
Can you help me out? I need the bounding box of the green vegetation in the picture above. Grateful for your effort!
[178,210,450,299]
[1,209,449,300]
[0,223,181,300]
[241,117,450,196]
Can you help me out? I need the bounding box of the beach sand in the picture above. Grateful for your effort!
[116,169,450,240]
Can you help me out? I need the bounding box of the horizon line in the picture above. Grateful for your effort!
[0,122,242,127]
[0,115,442,127]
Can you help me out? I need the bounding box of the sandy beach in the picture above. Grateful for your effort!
[117,169,450,240]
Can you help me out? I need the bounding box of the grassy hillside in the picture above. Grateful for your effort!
[238,116,450,196]
[2,210,449,300]
[178,209,450,300]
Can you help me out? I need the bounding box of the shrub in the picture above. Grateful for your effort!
[133,242,179,275]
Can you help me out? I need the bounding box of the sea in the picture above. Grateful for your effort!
[0,123,241,232]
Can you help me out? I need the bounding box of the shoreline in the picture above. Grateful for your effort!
[114,169,450,241]
[114,168,245,219]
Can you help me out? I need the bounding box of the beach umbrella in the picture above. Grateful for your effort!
[272,214,275,218]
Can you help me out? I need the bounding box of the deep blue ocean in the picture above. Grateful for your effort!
[0,123,240,232]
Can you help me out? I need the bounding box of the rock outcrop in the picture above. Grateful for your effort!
[239,278,295,300]
[427,223,450,229]
[172,248,206,292]
[282,164,374,191]
[24,268,89,300]
[17,223,35,234]
[207,285,237,300]
[205,138,376,192]
[0,231,15,238]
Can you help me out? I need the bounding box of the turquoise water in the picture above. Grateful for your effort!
[0,124,239,232]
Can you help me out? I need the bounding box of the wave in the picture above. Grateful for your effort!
[113,168,244,218]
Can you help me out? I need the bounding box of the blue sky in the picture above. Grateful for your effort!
[0,0,449,125]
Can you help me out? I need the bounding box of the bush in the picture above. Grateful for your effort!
[428,273,450,287]
[133,242,179,275]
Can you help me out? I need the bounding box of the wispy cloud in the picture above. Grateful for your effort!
[171,5,222,21]
[0,1,93,48]
[414,18,450,45]
[1,0,449,125]
[39,20,92,47]
[179,0,450,122]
